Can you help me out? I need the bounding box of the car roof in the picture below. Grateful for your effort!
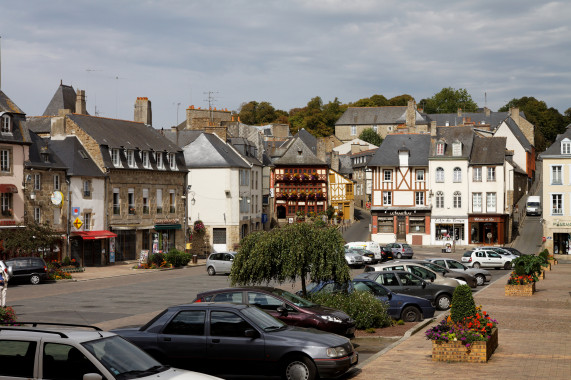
[0,324,115,342]
[171,302,250,311]
[196,286,283,296]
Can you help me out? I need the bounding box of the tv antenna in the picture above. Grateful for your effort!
[85,68,103,115]
[203,91,219,125]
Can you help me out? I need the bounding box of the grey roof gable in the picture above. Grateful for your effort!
[369,134,430,166]
[183,133,250,169]
[49,137,104,177]
[501,117,532,151]
[540,124,571,158]
[470,136,506,165]
[273,136,326,166]
[336,106,429,125]
[430,126,474,159]
[27,132,68,170]
[43,84,80,116]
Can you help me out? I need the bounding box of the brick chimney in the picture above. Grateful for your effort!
[430,121,437,136]
[134,97,152,126]
[331,150,340,172]
[75,90,86,115]
[406,100,416,129]
[484,107,491,117]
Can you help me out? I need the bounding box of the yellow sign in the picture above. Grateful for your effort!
[73,217,83,230]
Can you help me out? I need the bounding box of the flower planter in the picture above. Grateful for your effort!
[544,263,552,271]
[432,327,498,363]
[505,282,535,296]
[61,266,85,273]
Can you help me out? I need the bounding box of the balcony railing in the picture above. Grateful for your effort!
[275,173,326,182]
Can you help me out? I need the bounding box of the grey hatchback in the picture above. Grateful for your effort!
[205,252,236,276]
[386,243,414,259]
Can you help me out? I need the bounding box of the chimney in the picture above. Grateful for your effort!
[331,150,340,172]
[431,121,437,136]
[509,107,520,124]
[351,143,361,155]
[484,107,491,117]
[406,100,416,129]
[75,90,86,115]
[316,138,327,163]
[134,97,152,126]
[457,108,462,117]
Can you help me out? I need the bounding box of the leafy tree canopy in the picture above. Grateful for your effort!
[288,97,347,137]
[230,223,350,296]
[359,128,383,146]
[421,87,478,114]
[387,94,414,106]
[0,222,62,256]
[238,101,286,125]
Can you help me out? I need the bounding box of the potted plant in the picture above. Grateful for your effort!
[505,254,545,296]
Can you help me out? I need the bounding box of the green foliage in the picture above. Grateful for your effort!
[308,290,392,329]
[238,101,284,125]
[165,249,191,268]
[359,128,383,146]
[326,206,335,220]
[421,87,478,114]
[513,254,545,276]
[0,306,17,324]
[351,94,389,107]
[230,223,349,295]
[388,94,415,106]
[538,250,549,264]
[0,221,62,256]
[396,319,405,325]
[148,252,166,267]
[288,97,347,137]
[450,285,476,323]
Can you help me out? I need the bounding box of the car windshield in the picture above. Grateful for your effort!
[447,260,466,269]
[402,244,411,249]
[83,336,167,380]
[422,262,447,273]
[269,288,317,307]
[242,306,286,331]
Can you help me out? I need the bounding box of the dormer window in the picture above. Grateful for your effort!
[127,150,135,168]
[452,141,462,156]
[1,114,11,133]
[436,142,445,155]
[156,152,164,169]
[142,151,150,168]
[41,152,50,163]
[561,138,571,155]
[111,149,120,166]
[168,153,176,170]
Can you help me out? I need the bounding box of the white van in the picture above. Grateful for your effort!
[345,241,382,262]
[526,196,541,216]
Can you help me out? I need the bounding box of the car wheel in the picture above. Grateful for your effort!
[472,262,481,269]
[475,274,485,286]
[504,262,512,270]
[282,355,316,380]
[396,252,402,259]
[435,294,451,310]
[207,266,216,276]
[30,274,41,285]
[401,306,421,322]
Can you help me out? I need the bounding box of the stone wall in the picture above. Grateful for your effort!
[184,106,232,130]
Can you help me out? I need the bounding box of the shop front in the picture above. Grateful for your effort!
[70,230,117,266]
[372,210,431,245]
[154,219,182,254]
[553,232,571,255]
[431,218,467,246]
[468,215,507,245]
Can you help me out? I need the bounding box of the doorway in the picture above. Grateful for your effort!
[397,216,406,240]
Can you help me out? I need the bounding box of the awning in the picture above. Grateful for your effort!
[0,184,18,193]
[71,230,117,240]
[154,224,181,231]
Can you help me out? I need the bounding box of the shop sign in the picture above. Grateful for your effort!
[383,210,414,215]
[472,217,500,222]
[0,220,16,226]
[433,218,464,224]
[553,221,571,227]
[154,218,180,224]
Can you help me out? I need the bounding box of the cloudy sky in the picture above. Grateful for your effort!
[1,0,569,128]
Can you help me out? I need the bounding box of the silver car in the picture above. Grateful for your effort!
[345,251,364,268]
[386,243,414,259]
[206,252,236,276]
[426,258,492,286]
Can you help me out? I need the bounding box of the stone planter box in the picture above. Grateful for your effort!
[505,282,535,296]
[432,327,498,363]
[535,270,545,280]
[61,266,85,273]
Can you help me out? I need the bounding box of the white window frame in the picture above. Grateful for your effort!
[156,153,164,169]
[351,125,357,136]
[169,153,176,170]
[551,193,563,215]
[83,180,91,197]
[383,191,392,206]
[453,191,462,208]
[84,212,91,231]
[473,167,482,182]
[34,207,41,223]
[436,142,444,155]
[435,167,444,183]
[142,188,149,214]
[486,192,496,212]
[113,188,120,215]
[551,165,563,185]
[127,150,135,168]
[561,138,571,155]
[472,193,482,212]
[0,149,10,172]
[53,174,60,191]
[436,191,444,208]
[453,167,462,183]
[1,114,11,133]
[415,191,424,206]
[487,167,496,182]
[111,149,120,167]
[128,188,135,214]
[34,174,41,190]
[452,142,461,156]
[383,170,392,182]
[416,170,425,182]
[142,151,150,168]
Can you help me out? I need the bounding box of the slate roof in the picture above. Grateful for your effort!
[43,84,79,116]
[425,112,510,129]
[49,136,104,177]
[338,155,353,174]
[540,124,571,158]
[501,117,532,152]
[182,133,250,169]
[336,106,428,125]
[430,126,474,159]
[352,148,377,169]
[162,129,203,147]
[470,136,506,165]
[369,134,431,166]
[0,90,31,144]
[228,137,262,166]
[27,132,68,170]
[0,90,25,114]
[25,116,52,134]
[272,135,327,166]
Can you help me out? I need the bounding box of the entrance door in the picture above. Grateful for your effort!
[277,205,286,219]
[397,216,406,240]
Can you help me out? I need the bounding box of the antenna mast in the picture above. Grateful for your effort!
[203,91,219,126]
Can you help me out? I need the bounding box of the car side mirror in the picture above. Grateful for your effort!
[244,328,259,338]
[386,292,392,300]
[277,305,289,317]
[421,281,427,288]
[430,278,435,283]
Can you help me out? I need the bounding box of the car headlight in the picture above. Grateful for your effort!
[326,346,349,358]
[320,315,343,323]
[456,279,467,285]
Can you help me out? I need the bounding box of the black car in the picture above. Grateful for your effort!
[380,247,394,262]
[112,303,358,380]
[193,286,356,337]
[356,270,455,310]
[3,257,48,285]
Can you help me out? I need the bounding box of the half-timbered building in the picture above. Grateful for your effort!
[328,169,354,222]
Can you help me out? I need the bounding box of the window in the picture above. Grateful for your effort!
[158,153,165,169]
[111,149,120,166]
[377,217,393,233]
[415,191,424,206]
[486,192,496,212]
[351,125,357,135]
[551,194,563,215]
[473,193,482,212]
[128,188,135,214]
[551,165,562,185]
[473,167,482,182]
[0,340,35,378]
[346,183,353,194]
[113,188,120,215]
[213,228,227,244]
[435,191,444,208]
[409,217,425,233]
[142,188,149,214]
[127,150,135,168]
[210,311,253,337]
[453,191,462,208]
[169,190,176,213]
[452,142,462,156]
[83,180,91,197]
[416,170,424,182]
[487,167,496,182]
[34,173,41,190]
[156,189,163,213]
[1,114,11,133]
[248,292,284,311]
[561,138,571,154]
[0,149,9,172]
[435,167,444,183]
[383,191,392,206]
[84,212,91,231]
[34,207,41,223]
[142,151,150,168]
[436,142,444,155]
[240,170,250,186]
[1,193,12,216]
[169,153,176,170]
[453,167,462,182]
[53,174,60,191]
[163,311,206,336]
[383,170,392,182]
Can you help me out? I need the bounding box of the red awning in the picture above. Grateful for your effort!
[0,184,18,193]
[71,230,117,240]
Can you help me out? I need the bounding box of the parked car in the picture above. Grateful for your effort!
[426,258,492,286]
[347,248,375,263]
[356,270,455,310]
[364,262,463,288]
[344,251,364,268]
[385,243,414,259]
[345,241,382,262]
[501,247,530,256]
[3,257,48,285]
[205,251,236,276]
[113,303,358,380]
[476,247,519,262]
[0,322,220,379]
[395,259,478,288]
[461,249,512,269]
[302,279,435,322]
[193,286,356,337]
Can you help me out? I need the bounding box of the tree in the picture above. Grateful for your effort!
[359,128,382,146]
[230,223,349,297]
[238,101,282,125]
[0,222,62,256]
[388,94,414,106]
[421,87,478,114]
[288,97,346,137]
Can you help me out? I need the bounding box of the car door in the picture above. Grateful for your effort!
[475,251,489,267]
[352,281,396,318]
[432,259,448,269]
[372,272,401,292]
[247,291,301,326]
[221,253,234,273]
[486,252,504,268]
[395,272,432,300]
[155,310,208,370]
[207,310,266,376]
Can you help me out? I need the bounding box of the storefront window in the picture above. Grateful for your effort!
[409,217,425,233]
[435,224,464,241]
[377,217,393,233]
